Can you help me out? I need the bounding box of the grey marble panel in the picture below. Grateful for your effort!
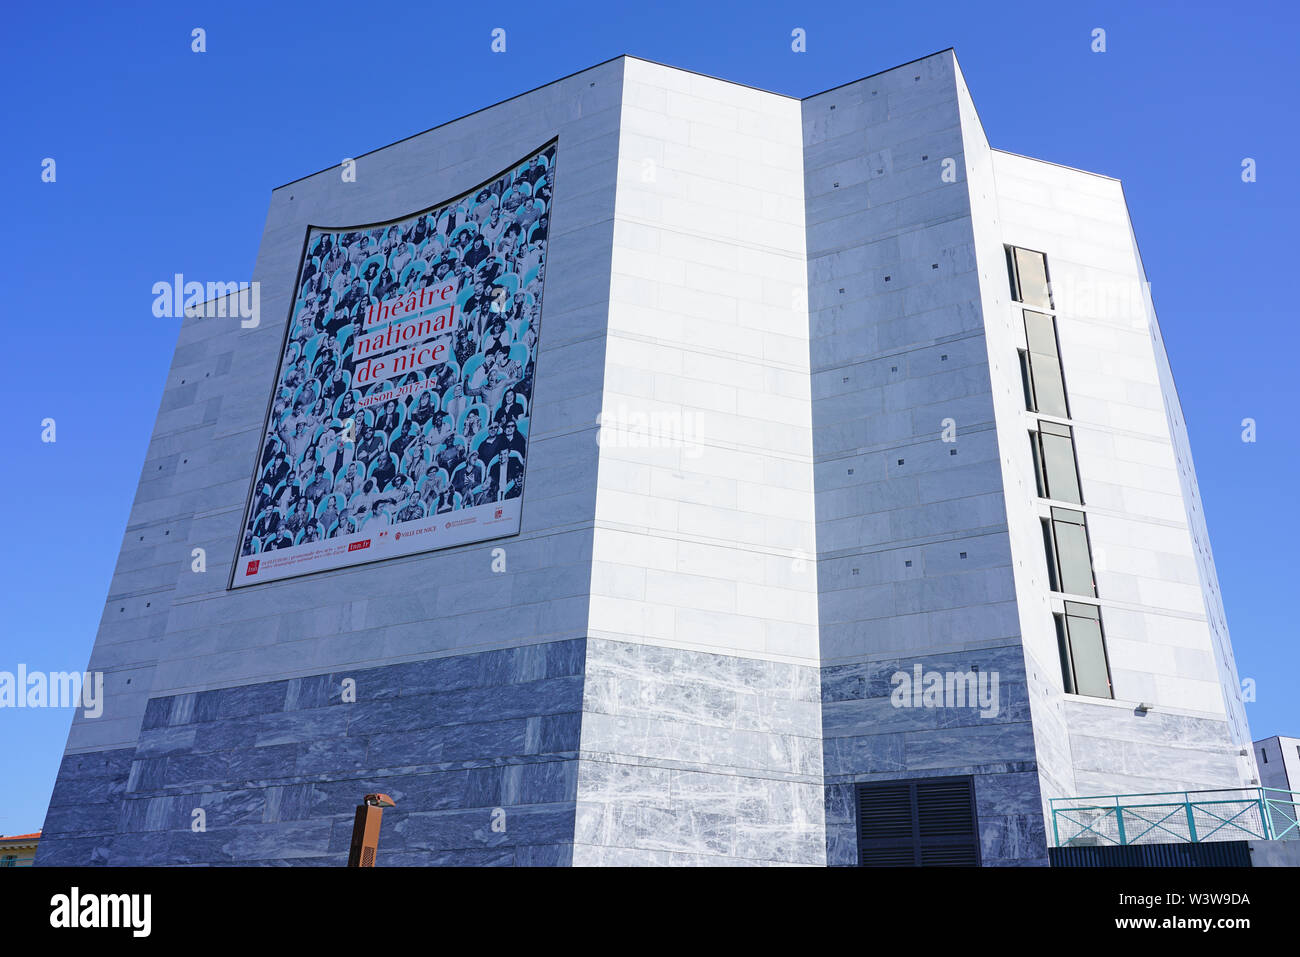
[41,802,119,837]
[824,732,907,777]
[34,835,118,867]
[45,748,133,810]
[284,674,333,711]
[44,641,586,865]
[263,783,315,823]
[293,735,370,774]
[134,725,199,758]
[979,810,1049,865]
[515,843,573,867]
[575,641,826,865]
[571,843,674,866]
[394,804,574,851]
[216,681,290,719]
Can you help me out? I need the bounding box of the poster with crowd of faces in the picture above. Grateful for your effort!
[231,142,555,587]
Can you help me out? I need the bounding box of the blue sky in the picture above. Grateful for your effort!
[1,0,1295,834]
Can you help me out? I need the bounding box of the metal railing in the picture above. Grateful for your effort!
[1051,787,1300,847]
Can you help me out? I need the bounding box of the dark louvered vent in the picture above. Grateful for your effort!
[862,846,915,866]
[857,783,912,841]
[919,843,980,866]
[856,777,980,867]
[917,781,976,835]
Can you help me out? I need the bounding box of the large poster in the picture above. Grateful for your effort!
[231,142,555,587]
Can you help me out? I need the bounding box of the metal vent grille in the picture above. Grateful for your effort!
[856,777,981,867]
[857,783,912,841]
[917,781,977,836]
[860,846,915,867]
[919,844,981,866]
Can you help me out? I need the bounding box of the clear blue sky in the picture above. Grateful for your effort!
[1,0,1295,834]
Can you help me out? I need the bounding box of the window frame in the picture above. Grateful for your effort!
[1029,421,1083,504]
[1006,244,1054,310]
[1064,601,1113,698]
[1055,601,1114,699]
[1021,310,1070,418]
[1042,507,1097,598]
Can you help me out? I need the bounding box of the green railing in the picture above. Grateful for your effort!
[1051,787,1300,847]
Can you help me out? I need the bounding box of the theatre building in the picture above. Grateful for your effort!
[38,50,1272,866]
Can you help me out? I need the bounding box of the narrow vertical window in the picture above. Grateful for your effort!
[1049,507,1096,597]
[1012,247,1052,309]
[1056,602,1112,699]
[1054,614,1075,694]
[1041,518,1060,592]
[1031,422,1082,504]
[1023,310,1069,418]
[1030,431,1048,498]
[1005,246,1020,301]
[1017,349,1035,411]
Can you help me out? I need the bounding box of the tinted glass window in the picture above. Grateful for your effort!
[1029,355,1068,418]
[1024,312,1069,417]
[1066,612,1111,698]
[1024,311,1059,357]
[1052,509,1095,597]
[1014,247,1052,308]
[1041,428,1082,503]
